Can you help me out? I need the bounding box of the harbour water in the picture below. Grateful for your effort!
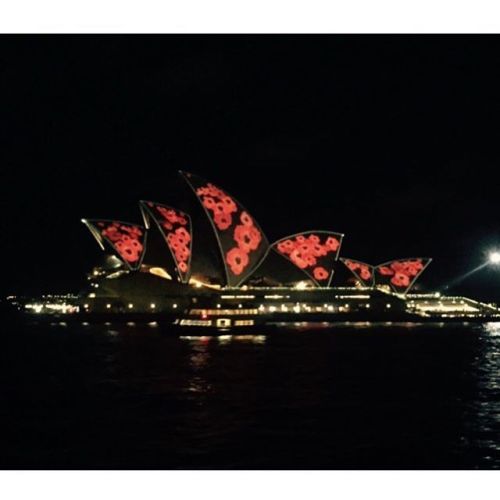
[1,320,499,469]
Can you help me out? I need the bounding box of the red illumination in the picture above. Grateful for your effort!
[181,172,269,287]
[272,231,343,287]
[140,201,193,283]
[313,266,329,281]
[340,258,375,287]
[375,258,431,294]
[83,220,147,270]
[226,246,250,275]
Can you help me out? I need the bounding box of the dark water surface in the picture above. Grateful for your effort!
[1,320,499,469]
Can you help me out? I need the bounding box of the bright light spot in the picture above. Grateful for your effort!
[128,303,133,309]
[172,303,178,309]
[106,304,111,309]
[150,303,156,309]
[294,281,308,290]
[490,252,500,264]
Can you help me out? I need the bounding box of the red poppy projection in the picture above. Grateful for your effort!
[82,220,147,270]
[272,231,343,287]
[180,171,269,287]
[140,201,192,283]
[340,258,375,287]
[375,258,432,294]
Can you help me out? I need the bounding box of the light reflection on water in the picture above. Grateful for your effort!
[180,334,267,344]
[484,321,500,336]
[4,319,500,468]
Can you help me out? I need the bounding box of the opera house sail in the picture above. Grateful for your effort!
[11,170,500,328]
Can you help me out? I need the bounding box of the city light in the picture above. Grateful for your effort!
[489,251,500,264]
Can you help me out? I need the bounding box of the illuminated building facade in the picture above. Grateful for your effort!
[13,170,499,326]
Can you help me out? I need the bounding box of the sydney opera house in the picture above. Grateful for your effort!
[15,171,500,328]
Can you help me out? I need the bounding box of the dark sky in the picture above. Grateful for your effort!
[2,35,500,300]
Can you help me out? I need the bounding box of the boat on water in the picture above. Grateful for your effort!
[7,170,500,333]
[6,284,500,335]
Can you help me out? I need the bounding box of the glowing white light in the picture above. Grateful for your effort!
[490,252,500,264]
[150,303,156,309]
[294,281,308,290]
[172,303,178,309]
[128,303,133,309]
[106,304,111,309]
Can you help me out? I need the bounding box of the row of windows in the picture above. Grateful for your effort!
[189,308,259,316]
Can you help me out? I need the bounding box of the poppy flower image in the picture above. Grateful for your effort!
[226,247,250,275]
[298,243,313,255]
[103,227,122,242]
[167,233,185,251]
[214,202,227,215]
[391,272,410,288]
[311,243,327,257]
[345,260,359,271]
[205,183,224,199]
[221,196,237,214]
[115,238,142,262]
[202,196,216,210]
[214,212,232,230]
[196,187,209,196]
[175,246,190,264]
[378,266,394,276]
[403,260,424,276]
[234,224,262,252]
[359,266,372,281]
[290,249,309,269]
[175,227,191,245]
[304,254,317,266]
[313,266,329,281]
[325,236,340,252]
[277,239,295,254]
[240,211,254,227]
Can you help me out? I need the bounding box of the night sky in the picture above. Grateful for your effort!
[2,36,500,300]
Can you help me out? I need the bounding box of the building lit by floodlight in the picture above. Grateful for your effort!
[10,171,500,329]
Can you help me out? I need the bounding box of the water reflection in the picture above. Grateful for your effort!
[484,321,500,336]
[190,344,211,370]
[180,334,267,345]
